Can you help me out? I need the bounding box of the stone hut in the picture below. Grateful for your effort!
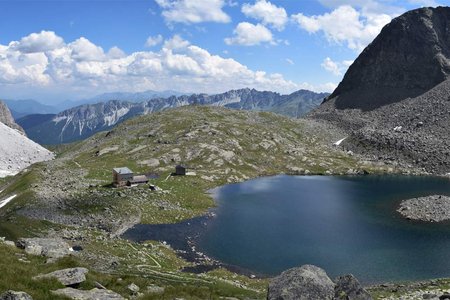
[127,175,149,186]
[113,167,134,187]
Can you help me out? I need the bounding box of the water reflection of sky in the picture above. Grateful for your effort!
[200,175,450,284]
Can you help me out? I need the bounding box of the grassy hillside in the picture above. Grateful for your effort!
[0,106,404,299]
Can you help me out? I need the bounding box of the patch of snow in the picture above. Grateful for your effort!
[103,107,130,126]
[0,194,16,209]
[334,137,347,146]
[52,115,68,123]
[210,96,241,106]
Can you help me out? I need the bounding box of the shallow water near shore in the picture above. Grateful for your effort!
[123,175,450,284]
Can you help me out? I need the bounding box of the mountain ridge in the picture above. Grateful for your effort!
[18,88,329,145]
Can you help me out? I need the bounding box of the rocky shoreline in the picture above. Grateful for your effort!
[397,195,450,222]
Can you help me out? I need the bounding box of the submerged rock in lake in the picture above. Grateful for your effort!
[398,195,450,222]
[268,265,372,300]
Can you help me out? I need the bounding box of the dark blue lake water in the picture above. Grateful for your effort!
[124,175,450,284]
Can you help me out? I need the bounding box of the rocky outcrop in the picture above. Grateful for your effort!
[0,122,54,178]
[34,268,88,286]
[334,275,372,300]
[268,265,335,300]
[16,238,71,261]
[310,7,450,175]
[398,195,450,222]
[0,291,33,300]
[268,265,372,300]
[0,101,25,134]
[52,288,125,300]
[326,7,450,110]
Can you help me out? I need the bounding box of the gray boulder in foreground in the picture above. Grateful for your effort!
[16,238,71,260]
[0,290,33,300]
[52,288,125,300]
[268,265,335,300]
[268,265,372,300]
[334,274,372,300]
[34,267,88,286]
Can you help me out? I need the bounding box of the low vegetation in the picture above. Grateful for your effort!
[0,106,412,299]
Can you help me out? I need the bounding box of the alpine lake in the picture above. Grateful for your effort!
[124,175,450,284]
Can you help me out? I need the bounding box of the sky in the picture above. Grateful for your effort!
[0,0,446,104]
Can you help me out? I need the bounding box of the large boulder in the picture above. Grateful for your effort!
[16,238,71,261]
[334,274,372,300]
[0,290,33,300]
[268,265,335,300]
[34,267,88,286]
[52,288,125,300]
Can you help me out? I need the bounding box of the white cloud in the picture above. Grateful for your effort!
[10,30,64,53]
[317,0,403,15]
[107,46,126,59]
[297,81,337,93]
[321,57,341,75]
[155,0,230,24]
[242,0,288,30]
[292,5,392,51]
[285,58,294,65]
[145,34,163,47]
[224,22,273,46]
[321,57,353,76]
[163,34,191,49]
[407,0,440,6]
[0,31,318,100]
[69,37,105,61]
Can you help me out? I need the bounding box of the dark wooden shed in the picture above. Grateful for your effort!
[175,165,186,176]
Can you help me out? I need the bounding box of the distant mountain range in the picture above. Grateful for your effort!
[17,88,328,145]
[55,89,186,111]
[3,99,59,119]
[3,90,187,118]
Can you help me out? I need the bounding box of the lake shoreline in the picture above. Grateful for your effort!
[124,174,450,287]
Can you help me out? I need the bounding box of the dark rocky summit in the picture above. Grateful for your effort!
[267,265,371,300]
[310,7,450,175]
[327,6,450,111]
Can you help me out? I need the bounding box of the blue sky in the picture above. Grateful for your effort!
[0,0,445,103]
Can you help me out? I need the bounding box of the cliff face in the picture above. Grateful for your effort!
[310,7,450,174]
[0,100,25,134]
[327,7,450,110]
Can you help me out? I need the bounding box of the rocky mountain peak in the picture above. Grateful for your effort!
[327,6,450,110]
[0,100,25,134]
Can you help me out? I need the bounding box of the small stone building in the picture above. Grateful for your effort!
[113,167,134,187]
[127,175,149,186]
[175,165,186,176]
